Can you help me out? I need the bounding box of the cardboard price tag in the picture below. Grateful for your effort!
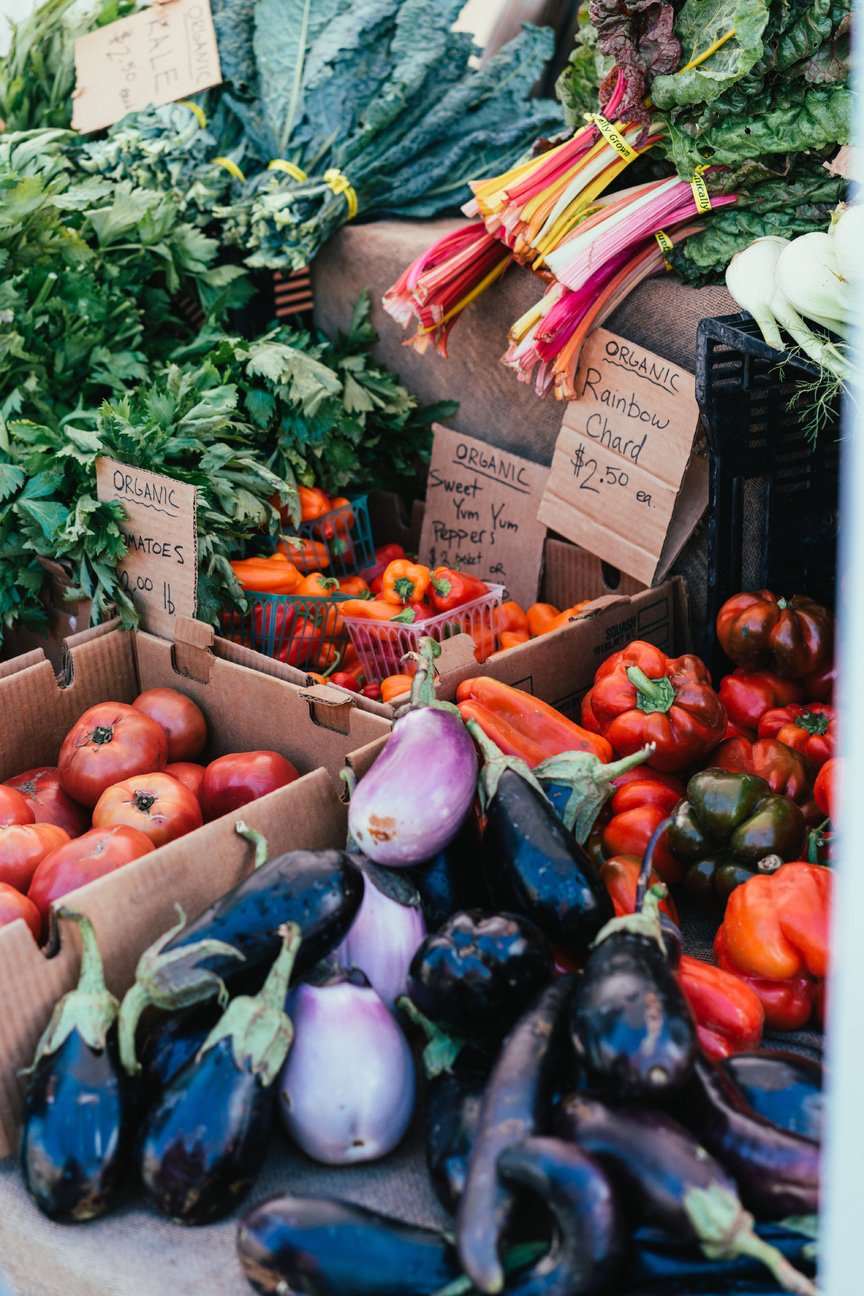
[96,457,198,638]
[72,0,222,134]
[418,425,548,608]
[538,329,707,586]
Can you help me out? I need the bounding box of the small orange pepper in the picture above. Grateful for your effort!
[296,572,341,597]
[382,559,432,606]
[277,536,332,572]
[298,485,332,521]
[538,601,592,636]
[526,603,560,636]
[498,629,531,651]
[230,556,302,595]
[495,601,530,636]
[380,674,414,704]
[337,575,370,597]
[339,598,404,622]
[324,496,356,540]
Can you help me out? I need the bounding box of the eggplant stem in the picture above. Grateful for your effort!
[28,910,118,1070]
[636,814,674,912]
[732,1228,819,1296]
[396,995,465,1078]
[235,821,269,871]
[429,1241,548,1296]
[534,744,655,839]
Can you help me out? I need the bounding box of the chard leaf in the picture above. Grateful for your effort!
[18,497,68,539]
[652,0,771,109]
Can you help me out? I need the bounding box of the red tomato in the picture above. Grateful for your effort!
[0,883,40,939]
[6,767,91,837]
[0,786,35,827]
[133,688,208,762]
[92,773,203,847]
[165,762,206,800]
[28,826,155,940]
[58,702,168,808]
[199,751,300,822]
[0,823,71,892]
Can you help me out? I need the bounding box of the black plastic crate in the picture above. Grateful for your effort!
[696,313,840,674]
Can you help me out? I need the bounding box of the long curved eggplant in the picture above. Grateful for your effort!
[20,911,137,1222]
[425,1045,493,1213]
[555,1094,817,1296]
[674,1053,821,1219]
[628,1222,817,1293]
[237,1194,463,1296]
[457,975,576,1294]
[497,1137,625,1296]
[118,846,362,1072]
[720,1050,824,1142]
[139,925,300,1225]
[348,641,477,866]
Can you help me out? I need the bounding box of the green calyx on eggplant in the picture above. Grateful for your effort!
[20,910,137,1223]
[570,880,696,1099]
[348,639,478,867]
[406,909,554,1044]
[555,1094,818,1296]
[720,1050,824,1143]
[138,924,301,1225]
[627,1221,817,1294]
[117,842,362,1073]
[469,723,613,959]
[533,744,654,842]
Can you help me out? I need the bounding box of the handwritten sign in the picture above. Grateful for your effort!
[72,0,222,134]
[418,425,549,607]
[538,329,707,586]
[96,457,197,639]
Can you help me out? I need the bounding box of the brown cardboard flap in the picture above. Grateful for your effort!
[215,637,309,688]
[300,684,355,735]
[541,538,644,608]
[172,616,214,684]
[345,736,388,784]
[0,649,47,681]
[435,634,479,674]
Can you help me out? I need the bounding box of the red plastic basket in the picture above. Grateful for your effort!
[343,585,505,679]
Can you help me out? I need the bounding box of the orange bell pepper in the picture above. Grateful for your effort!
[296,572,341,597]
[337,575,370,597]
[538,601,591,636]
[298,485,332,521]
[721,861,831,982]
[381,674,414,704]
[277,536,331,573]
[495,601,529,636]
[381,560,432,606]
[455,677,612,766]
[230,555,302,595]
[526,603,560,637]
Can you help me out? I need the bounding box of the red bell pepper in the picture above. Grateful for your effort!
[429,567,489,612]
[814,757,836,820]
[710,735,816,820]
[589,641,727,772]
[580,689,602,734]
[677,954,764,1060]
[455,677,612,766]
[716,590,834,679]
[607,767,685,815]
[361,682,382,701]
[718,668,804,732]
[802,663,836,703]
[714,924,815,1032]
[758,703,835,769]
[360,544,407,584]
[600,803,683,885]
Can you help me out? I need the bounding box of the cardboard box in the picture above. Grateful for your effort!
[0,616,390,1155]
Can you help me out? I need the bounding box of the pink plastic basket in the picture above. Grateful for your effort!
[343,585,505,679]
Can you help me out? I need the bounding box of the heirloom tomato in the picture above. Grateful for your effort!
[58,703,168,808]
[199,751,300,822]
[5,767,90,837]
[0,823,70,892]
[28,827,155,940]
[165,762,206,800]
[0,884,40,939]
[133,688,207,762]
[92,773,203,847]
[0,786,34,826]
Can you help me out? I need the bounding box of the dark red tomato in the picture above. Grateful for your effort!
[199,751,300,822]
[6,767,90,837]
[0,823,71,892]
[0,883,40,940]
[132,688,208,762]
[58,702,168,808]
[0,786,35,827]
[28,826,155,941]
[92,773,203,847]
[165,762,206,800]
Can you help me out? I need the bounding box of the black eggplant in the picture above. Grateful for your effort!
[407,909,554,1041]
[118,845,362,1072]
[674,1053,821,1219]
[497,1137,625,1296]
[237,1194,462,1296]
[457,975,576,1294]
[628,1222,817,1293]
[408,816,486,930]
[139,924,301,1225]
[555,1094,817,1296]
[720,1050,824,1142]
[425,1045,493,1213]
[20,911,137,1222]
[570,898,696,1098]
[138,1002,222,1095]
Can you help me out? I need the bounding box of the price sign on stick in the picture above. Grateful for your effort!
[96,458,198,639]
[538,329,708,586]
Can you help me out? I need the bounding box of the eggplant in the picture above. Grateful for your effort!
[407,909,554,1041]
[20,911,137,1222]
[348,641,477,866]
[408,816,486,929]
[628,1222,817,1293]
[674,1053,821,1219]
[138,924,301,1225]
[480,768,614,958]
[335,860,426,1008]
[496,1137,625,1296]
[555,1094,817,1296]
[570,900,696,1098]
[457,975,576,1294]
[117,845,362,1073]
[425,1045,493,1213]
[720,1050,824,1142]
[278,969,415,1164]
[138,1002,221,1095]
[237,1194,462,1296]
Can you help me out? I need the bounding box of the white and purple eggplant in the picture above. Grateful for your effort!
[278,969,416,1164]
[348,640,477,866]
[335,861,426,1009]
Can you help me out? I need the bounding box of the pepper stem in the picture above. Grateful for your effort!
[397,995,465,1077]
[30,910,118,1070]
[235,821,270,871]
[465,718,545,812]
[534,745,655,840]
[626,666,676,714]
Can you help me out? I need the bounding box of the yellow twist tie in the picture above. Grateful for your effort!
[212,156,246,182]
[584,113,638,163]
[654,228,674,271]
[690,165,712,214]
[269,160,308,181]
[178,100,207,128]
[324,167,358,220]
